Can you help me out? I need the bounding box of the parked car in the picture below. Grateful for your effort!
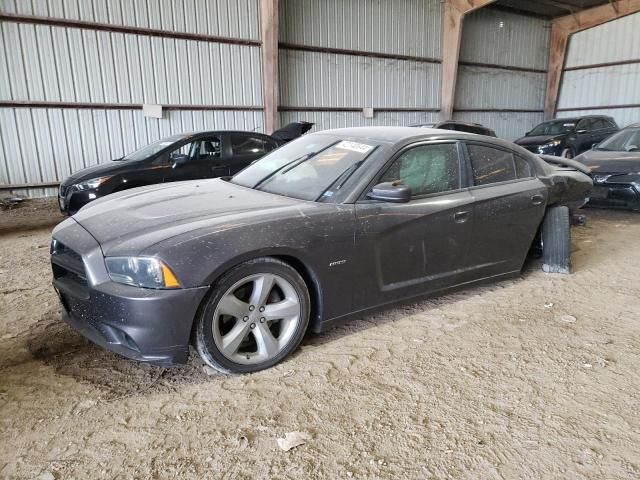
[515,115,618,158]
[575,123,640,211]
[57,122,314,215]
[412,120,497,137]
[51,127,592,373]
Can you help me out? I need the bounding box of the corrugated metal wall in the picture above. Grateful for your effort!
[0,0,260,39]
[0,0,262,198]
[278,0,442,131]
[279,0,441,58]
[279,50,441,109]
[454,8,550,140]
[557,11,640,127]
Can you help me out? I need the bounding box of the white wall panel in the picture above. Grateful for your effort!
[0,0,260,40]
[454,66,545,110]
[279,49,440,109]
[460,7,550,70]
[565,12,640,67]
[558,65,640,110]
[0,22,262,106]
[280,0,442,58]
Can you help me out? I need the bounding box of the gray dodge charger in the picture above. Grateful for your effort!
[51,127,592,373]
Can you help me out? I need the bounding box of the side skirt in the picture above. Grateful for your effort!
[312,269,522,334]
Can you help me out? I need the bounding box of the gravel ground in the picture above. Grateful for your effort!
[0,206,639,479]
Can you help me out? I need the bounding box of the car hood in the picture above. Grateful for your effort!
[576,150,640,173]
[514,134,564,146]
[72,179,309,256]
[63,160,125,184]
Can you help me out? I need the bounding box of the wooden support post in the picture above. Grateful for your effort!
[544,23,570,119]
[440,0,495,121]
[260,0,279,134]
[544,0,640,119]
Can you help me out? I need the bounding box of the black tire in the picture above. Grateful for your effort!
[541,206,571,274]
[562,148,575,159]
[195,257,310,374]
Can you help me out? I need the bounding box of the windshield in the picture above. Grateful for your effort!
[528,120,576,136]
[231,135,377,201]
[596,127,640,152]
[121,134,189,161]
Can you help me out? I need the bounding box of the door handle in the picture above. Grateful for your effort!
[453,210,470,223]
[531,194,544,206]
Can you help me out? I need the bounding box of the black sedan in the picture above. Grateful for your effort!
[51,127,592,373]
[57,122,314,215]
[515,116,618,158]
[577,123,640,211]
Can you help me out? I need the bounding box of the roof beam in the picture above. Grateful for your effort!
[545,0,640,119]
[440,0,496,121]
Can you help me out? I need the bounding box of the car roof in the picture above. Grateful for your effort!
[312,126,452,143]
[182,130,271,136]
[438,120,487,128]
[309,126,509,146]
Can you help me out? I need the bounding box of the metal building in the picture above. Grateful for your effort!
[1,0,639,198]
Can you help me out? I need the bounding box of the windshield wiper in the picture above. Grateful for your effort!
[316,161,364,201]
[253,151,319,189]
[253,141,340,190]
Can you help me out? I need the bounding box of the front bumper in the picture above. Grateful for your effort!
[51,218,209,366]
[58,185,99,215]
[587,183,640,211]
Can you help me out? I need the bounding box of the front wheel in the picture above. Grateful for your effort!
[561,148,575,159]
[195,258,310,374]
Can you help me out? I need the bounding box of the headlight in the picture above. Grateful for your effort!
[76,176,111,190]
[105,257,181,289]
[540,139,562,149]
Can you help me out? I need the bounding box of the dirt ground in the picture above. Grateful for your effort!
[0,201,639,480]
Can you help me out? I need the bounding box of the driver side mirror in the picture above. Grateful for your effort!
[367,182,412,203]
[170,153,190,168]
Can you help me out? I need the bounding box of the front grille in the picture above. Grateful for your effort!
[52,263,88,285]
[51,240,87,285]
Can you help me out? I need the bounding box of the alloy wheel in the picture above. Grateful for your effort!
[211,273,301,365]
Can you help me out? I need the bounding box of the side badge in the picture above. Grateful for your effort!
[329,259,347,267]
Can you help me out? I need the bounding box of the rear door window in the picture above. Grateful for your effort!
[578,119,596,131]
[467,144,517,186]
[198,137,222,161]
[231,134,277,156]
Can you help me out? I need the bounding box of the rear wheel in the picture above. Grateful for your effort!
[195,258,310,374]
[541,206,571,274]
